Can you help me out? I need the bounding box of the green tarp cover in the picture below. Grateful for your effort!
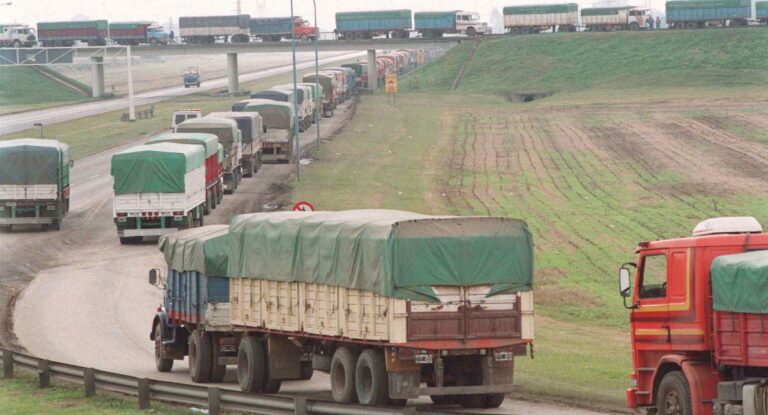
[111,143,204,195]
[712,250,768,313]
[667,0,750,10]
[38,20,108,30]
[302,75,333,99]
[0,139,69,185]
[759,2,768,10]
[504,3,578,15]
[226,210,533,302]
[176,118,239,147]
[217,145,224,163]
[207,112,263,144]
[147,132,219,158]
[581,7,631,16]
[336,10,412,21]
[241,99,294,130]
[159,225,230,276]
[298,82,322,99]
[109,22,150,30]
[415,11,459,19]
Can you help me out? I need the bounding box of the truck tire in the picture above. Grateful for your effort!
[630,22,640,31]
[237,336,265,393]
[300,360,313,380]
[50,219,61,231]
[154,322,173,372]
[262,348,282,393]
[483,393,505,408]
[12,39,21,48]
[656,371,692,415]
[466,27,476,37]
[119,237,138,245]
[330,347,359,403]
[189,329,212,383]
[209,334,227,383]
[459,393,486,409]
[204,190,212,215]
[355,349,388,406]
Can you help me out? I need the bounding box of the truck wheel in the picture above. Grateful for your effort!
[262,347,282,393]
[330,347,359,403]
[211,190,217,210]
[459,394,485,409]
[189,329,212,383]
[300,360,313,380]
[630,22,640,31]
[428,380,457,405]
[483,393,505,408]
[154,322,173,372]
[12,40,21,48]
[355,349,389,406]
[237,336,265,393]
[204,191,212,215]
[209,334,227,383]
[466,27,476,37]
[657,371,692,415]
[301,34,309,42]
[50,219,61,231]
[150,38,158,46]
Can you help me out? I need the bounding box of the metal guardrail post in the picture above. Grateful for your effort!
[294,396,307,415]
[208,387,221,415]
[138,378,151,410]
[38,359,50,388]
[3,349,13,378]
[84,368,96,397]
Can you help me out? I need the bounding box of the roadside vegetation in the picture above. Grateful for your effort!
[293,28,768,410]
[0,67,90,114]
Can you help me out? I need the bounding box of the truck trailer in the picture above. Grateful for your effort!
[206,112,264,178]
[335,10,413,40]
[302,73,336,117]
[502,3,578,34]
[581,7,651,31]
[108,21,168,45]
[37,20,108,46]
[234,99,295,164]
[175,118,242,194]
[0,139,72,231]
[270,84,315,130]
[666,0,752,29]
[619,216,768,415]
[414,11,491,37]
[110,143,206,244]
[179,15,250,44]
[150,210,534,408]
[248,17,318,42]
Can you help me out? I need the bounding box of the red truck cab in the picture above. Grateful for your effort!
[620,217,768,415]
[293,18,318,40]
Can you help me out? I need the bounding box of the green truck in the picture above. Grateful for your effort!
[0,139,72,231]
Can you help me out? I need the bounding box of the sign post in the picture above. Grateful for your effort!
[385,73,398,105]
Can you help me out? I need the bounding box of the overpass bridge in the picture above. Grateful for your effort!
[1,37,464,98]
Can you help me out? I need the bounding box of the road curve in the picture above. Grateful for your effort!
[0,51,363,135]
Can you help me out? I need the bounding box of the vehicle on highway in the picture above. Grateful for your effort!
[341,63,367,89]
[149,210,534,408]
[183,67,201,88]
[179,15,251,44]
[110,143,206,244]
[503,3,579,34]
[234,99,295,164]
[415,10,491,37]
[108,21,168,46]
[302,73,336,117]
[271,84,316,130]
[667,0,754,29]
[37,20,109,47]
[581,7,651,31]
[0,139,72,231]
[171,109,202,129]
[319,69,347,103]
[249,89,302,129]
[335,9,413,40]
[0,24,37,48]
[176,117,242,194]
[324,67,358,97]
[146,132,223,215]
[207,111,264,178]
[619,216,768,415]
[248,16,318,42]
[297,82,324,122]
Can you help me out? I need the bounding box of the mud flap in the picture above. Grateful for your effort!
[265,336,302,380]
[388,371,421,399]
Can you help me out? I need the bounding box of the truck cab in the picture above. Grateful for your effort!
[171,109,202,130]
[293,17,318,40]
[147,24,169,45]
[0,24,38,48]
[619,217,768,415]
[455,12,491,36]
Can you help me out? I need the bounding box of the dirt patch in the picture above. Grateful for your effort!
[506,92,554,103]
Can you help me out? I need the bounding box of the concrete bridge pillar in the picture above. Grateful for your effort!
[227,53,239,94]
[90,56,105,98]
[367,49,377,92]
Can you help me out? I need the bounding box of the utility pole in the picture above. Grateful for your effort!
[313,0,320,152]
[236,0,242,15]
[290,0,301,180]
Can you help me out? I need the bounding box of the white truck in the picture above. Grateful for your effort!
[581,7,651,31]
[0,24,38,48]
[415,11,492,38]
[271,84,315,131]
[176,117,243,195]
[110,143,206,244]
[171,109,202,130]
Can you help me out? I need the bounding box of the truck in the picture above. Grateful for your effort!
[248,17,318,42]
[109,21,168,45]
[175,118,242,195]
[0,24,37,48]
[302,73,336,117]
[619,216,768,415]
[666,0,752,29]
[234,99,295,163]
[341,63,367,89]
[581,7,651,31]
[149,210,534,408]
[37,20,109,47]
[414,11,492,38]
[502,3,578,34]
[335,9,412,40]
[297,82,323,122]
[146,132,223,215]
[171,109,202,130]
[760,2,768,24]
[179,15,250,44]
[324,67,357,97]
[183,67,201,88]
[319,69,347,103]
[0,139,72,231]
[206,111,264,177]
[110,143,206,244]
[271,84,315,130]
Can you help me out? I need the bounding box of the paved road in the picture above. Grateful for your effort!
[0,51,363,135]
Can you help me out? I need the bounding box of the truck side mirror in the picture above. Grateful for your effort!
[149,268,159,285]
[619,267,631,298]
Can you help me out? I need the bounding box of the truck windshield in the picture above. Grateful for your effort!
[639,254,667,299]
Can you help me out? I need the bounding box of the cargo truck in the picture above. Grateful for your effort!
[249,89,302,130]
[618,216,768,415]
[110,143,206,244]
[108,22,151,45]
[581,7,651,31]
[302,73,336,117]
[335,10,412,40]
[271,84,315,130]
[666,0,752,29]
[248,17,318,42]
[146,133,223,215]
[297,82,323,123]
[206,112,264,177]
[171,109,202,130]
[319,70,346,103]
[502,4,578,34]
[179,15,250,44]
[324,67,357,97]
[414,11,491,38]
[0,24,37,48]
[0,139,72,231]
[341,63,367,89]
[760,2,768,24]
[175,118,242,195]
[149,210,534,408]
[37,20,108,47]
[234,99,295,164]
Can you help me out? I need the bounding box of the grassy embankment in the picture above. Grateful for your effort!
[0,67,91,115]
[292,28,768,410]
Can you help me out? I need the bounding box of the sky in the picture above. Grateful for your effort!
[1,0,668,31]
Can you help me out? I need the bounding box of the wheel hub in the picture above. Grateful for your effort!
[665,391,682,415]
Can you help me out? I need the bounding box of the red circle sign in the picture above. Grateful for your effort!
[292,201,315,212]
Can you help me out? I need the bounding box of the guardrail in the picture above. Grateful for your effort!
[0,347,414,415]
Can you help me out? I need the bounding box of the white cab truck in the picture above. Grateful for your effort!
[0,24,38,47]
[171,109,202,130]
[271,84,315,131]
[415,11,492,38]
[110,143,206,244]
[581,7,651,31]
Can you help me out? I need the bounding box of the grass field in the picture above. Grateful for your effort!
[292,29,768,409]
[0,67,88,114]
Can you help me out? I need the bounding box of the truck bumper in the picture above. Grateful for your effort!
[0,217,54,225]
[119,228,179,237]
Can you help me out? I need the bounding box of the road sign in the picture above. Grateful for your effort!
[385,74,398,94]
[292,201,315,212]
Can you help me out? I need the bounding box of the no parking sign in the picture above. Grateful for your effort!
[292,201,315,212]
